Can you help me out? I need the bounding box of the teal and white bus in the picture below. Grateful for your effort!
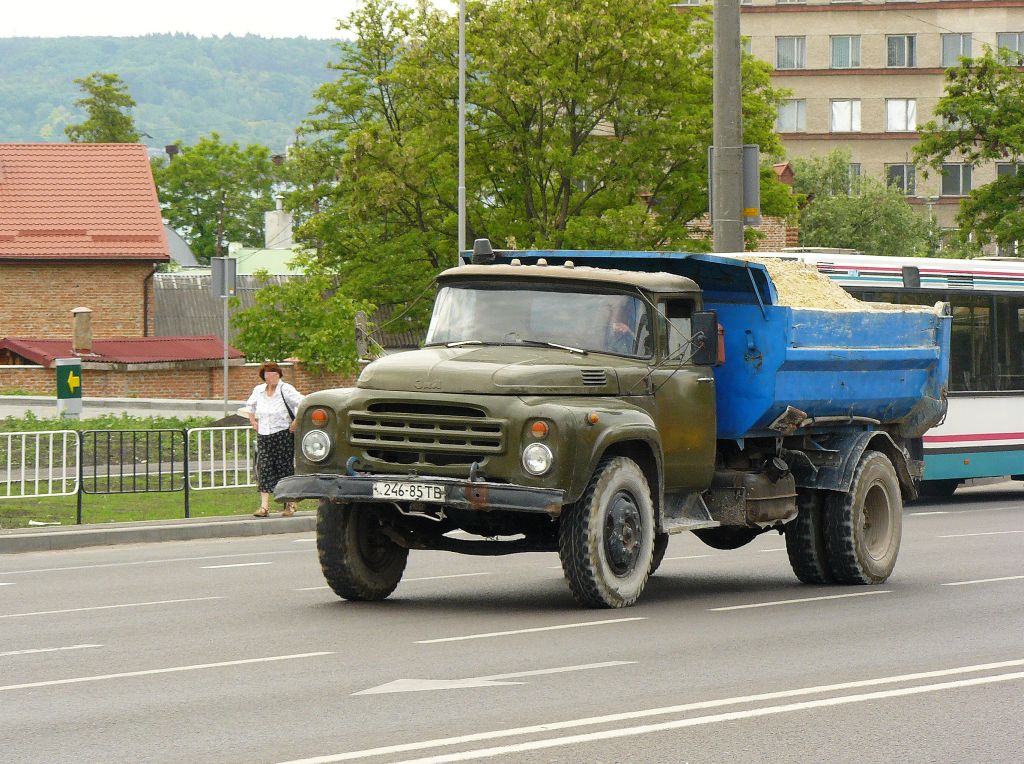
[770,250,1024,497]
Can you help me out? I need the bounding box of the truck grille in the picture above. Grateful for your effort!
[349,402,505,467]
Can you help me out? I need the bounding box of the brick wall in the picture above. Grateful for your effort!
[0,261,158,339]
[0,362,354,401]
[685,215,799,251]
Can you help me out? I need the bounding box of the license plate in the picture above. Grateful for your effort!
[372,480,446,503]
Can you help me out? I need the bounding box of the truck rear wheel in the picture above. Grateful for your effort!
[558,457,655,608]
[785,488,833,584]
[316,500,408,601]
[824,451,902,584]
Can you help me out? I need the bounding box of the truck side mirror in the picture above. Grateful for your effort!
[691,311,724,366]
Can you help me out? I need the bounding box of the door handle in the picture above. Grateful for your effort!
[697,377,715,384]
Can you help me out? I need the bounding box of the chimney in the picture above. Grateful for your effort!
[264,194,294,249]
[71,307,93,355]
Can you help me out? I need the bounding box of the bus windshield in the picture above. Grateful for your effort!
[426,284,653,358]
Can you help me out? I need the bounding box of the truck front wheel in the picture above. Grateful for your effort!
[824,451,902,584]
[316,500,409,601]
[558,457,655,608]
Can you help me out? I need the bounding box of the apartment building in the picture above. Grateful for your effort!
[738,0,1024,238]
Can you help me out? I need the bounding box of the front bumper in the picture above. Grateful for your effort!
[274,474,564,515]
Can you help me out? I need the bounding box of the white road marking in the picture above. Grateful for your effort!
[943,575,1024,587]
[938,530,1024,538]
[354,661,634,695]
[292,538,315,543]
[0,644,102,658]
[710,590,890,611]
[404,573,492,583]
[0,550,304,576]
[758,548,786,553]
[0,582,14,586]
[386,671,1024,763]
[297,572,492,592]
[201,562,273,569]
[662,555,711,561]
[274,658,1024,764]
[0,596,223,620]
[0,652,333,692]
[908,511,948,516]
[416,617,645,644]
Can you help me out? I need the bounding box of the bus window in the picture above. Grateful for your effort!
[995,295,1024,391]
[948,295,994,392]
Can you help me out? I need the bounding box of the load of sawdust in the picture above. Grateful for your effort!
[738,256,929,312]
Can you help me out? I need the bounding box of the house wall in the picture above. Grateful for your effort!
[0,261,157,339]
[0,362,354,401]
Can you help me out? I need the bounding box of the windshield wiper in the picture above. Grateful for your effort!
[445,340,486,348]
[518,339,588,355]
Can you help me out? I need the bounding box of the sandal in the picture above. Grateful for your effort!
[253,508,269,518]
[281,504,296,518]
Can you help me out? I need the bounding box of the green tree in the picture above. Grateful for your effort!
[791,148,858,200]
[799,177,933,257]
[914,47,1024,252]
[153,133,278,263]
[65,72,140,143]
[286,0,786,310]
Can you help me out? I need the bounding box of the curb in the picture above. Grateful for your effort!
[0,513,316,554]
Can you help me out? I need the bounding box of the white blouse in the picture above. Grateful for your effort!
[245,382,304,435]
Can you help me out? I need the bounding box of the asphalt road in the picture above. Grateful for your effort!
[2,483,1022,764]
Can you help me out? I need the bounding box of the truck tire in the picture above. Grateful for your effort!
[824,451,902,584]
[649,532,669,575]
[785,488,833,584]
[558,457,655,608]
[316,500,408,601]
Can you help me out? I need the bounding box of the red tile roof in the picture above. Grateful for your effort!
[0,143,169,262]
[0,336,243,366]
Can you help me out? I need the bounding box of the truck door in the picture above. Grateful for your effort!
[650,298,716,491]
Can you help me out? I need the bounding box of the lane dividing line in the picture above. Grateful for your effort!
[416,617,645,644]
[757,549,786,553]
[943,574,1024,587]
[1,644,102,658]
[0,582,14,586]
[908,511,948,516]
[385,670,1024,763]
[0,652,334,692]
[662,555,711,562]
[0,596,224,620]
[296,573,493,592]
[709,590,890,612]
[274,657,1024,764]
[202,562,274,569]
[0,550,306,577]
[938,530,1024,538]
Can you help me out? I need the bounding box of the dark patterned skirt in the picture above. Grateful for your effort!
[256,429,295,493]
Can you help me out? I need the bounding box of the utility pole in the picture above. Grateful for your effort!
[457,0,467,262]
[712,0,744,253]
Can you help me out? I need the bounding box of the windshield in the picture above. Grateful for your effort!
[426,284,653,358]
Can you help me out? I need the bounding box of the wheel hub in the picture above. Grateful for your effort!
[605,491,642,576]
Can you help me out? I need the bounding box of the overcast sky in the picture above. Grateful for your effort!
[0,1,454,39]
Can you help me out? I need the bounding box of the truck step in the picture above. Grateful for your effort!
[662,517,721,535]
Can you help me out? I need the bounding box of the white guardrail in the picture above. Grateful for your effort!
[188,425,257,490]
[1,430,80,499]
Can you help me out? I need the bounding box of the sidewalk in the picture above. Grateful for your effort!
[0,512,315,554]
[0,395,247,421]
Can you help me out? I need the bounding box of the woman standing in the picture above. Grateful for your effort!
[245,362,304,517]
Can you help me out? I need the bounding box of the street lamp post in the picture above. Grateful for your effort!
[458,0,466,262]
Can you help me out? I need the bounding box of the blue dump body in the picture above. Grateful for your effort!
[491,249,952,441]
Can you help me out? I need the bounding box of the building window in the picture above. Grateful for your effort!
[941,33,972,66]
[831,35,861,68]
[886,164,916,195]
[742,37,752,55]
[996,162,1024,178]
[670,0,702,6]
[996,32,1024,53]
[885,99,917,132]
[886,34,916,67]
[776,36,806,70]
[777,0,806,4]
[848,163,862,191]
[941,164,972,196]
[776,99,806,132]
[830,99,861,132]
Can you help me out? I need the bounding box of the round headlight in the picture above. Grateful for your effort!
[302,430,331,462]
[522,443,553,475]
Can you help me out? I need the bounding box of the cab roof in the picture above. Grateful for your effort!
[438,263,701,295]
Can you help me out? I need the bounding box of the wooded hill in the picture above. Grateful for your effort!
[0,34,342,150]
